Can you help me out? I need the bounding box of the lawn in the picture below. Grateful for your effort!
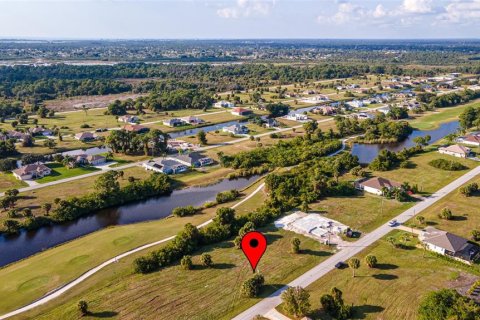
[15,136,103,156]
[405,175,480,240]
[0,180,266,316]
[279,231,480,320]
[370,149,478,195]
[409,100,480,130]
[310,193,412,233]
[14,226,333,320]
[35,163,101,184]
[0,173,27,192]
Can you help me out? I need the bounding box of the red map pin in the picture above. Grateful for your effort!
[241,231,267,273]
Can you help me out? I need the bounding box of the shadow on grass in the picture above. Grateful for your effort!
[193,263,236,270]
[372,273,398,281]
[352,305,385,319]
[376,263,399,270]
[451,215,468,221]
[301,249,332,257]
[258,284,286,298]
[88,311,118,318]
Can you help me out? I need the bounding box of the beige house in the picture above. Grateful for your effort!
[356,177,402,196]
[75,132,98,142]
[13,162,52,181]
[438,144,471,158]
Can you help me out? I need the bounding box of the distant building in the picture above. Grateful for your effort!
[162,118,184,127]
[346,100,364,109]
[29,127,52,136]
[118,115,139,124]
[457,134,480,147]
[264,118,279,128]
[356,112,375,120]
[419,227,480,265]
[74,132,98,141]
[222,123,249,135]
[13,162,51,181]
[284,113,308,122]
[231,107,253,116]
[123,124,149,133]
[175,152,214,167]
[87,155,107,165]
[438,144,471,158]
[214,101,235,108]
[180,116,205,125]
[313,106,336,116]
[7,131,31,142]
[356,177,402,196]
[143,158,189,174]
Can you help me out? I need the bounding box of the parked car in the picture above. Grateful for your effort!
[335,261,347,269]
[388,220,398,227]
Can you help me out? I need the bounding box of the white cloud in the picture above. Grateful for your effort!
[439,0,480,23]
[400,0,434,14]
[217,0,276,19]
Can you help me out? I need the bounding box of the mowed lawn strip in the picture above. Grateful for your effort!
[35,163,101,184]
[16,227,333,320]
[280,231,480,320]
[0,179,263,315]
[0,173,27,192]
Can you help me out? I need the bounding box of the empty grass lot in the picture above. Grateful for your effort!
[0,179,265,317]
[35,163,101,184]
[14,226,333,320]
[406,175,480,240]
[0,173,27,192]
[279,231,480,320]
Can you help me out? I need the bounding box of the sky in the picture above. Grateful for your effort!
[0,0,479,39]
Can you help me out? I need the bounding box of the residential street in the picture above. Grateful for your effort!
[232,165,480,320]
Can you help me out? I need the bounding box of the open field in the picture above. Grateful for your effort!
[13,226,333,320]
[279,231,480,320]
[409,100,480,130]
[0,179,265,316]
[182,131,241,145]
[310,194,412,233]
[44,93,146,112]
[15,136,103,156]
[0,173,27,193]
[371,149,478,195]
[36,163,101,184]
[406,175,480,240]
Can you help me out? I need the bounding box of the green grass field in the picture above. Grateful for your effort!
[14,226,333,320]
[279,231,480,320]
[409,100,480,130]
[0,179,264,316]
[35,163,101,184]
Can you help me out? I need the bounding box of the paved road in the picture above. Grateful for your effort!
[0,182,266,320]
[232,165,480,320]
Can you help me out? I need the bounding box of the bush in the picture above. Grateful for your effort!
[80,124,91,129]
[172,205,200,217]
[428,158,467,171]
[180,255,193,270]
[201,253,213,267]
[281,286,311,318]
[438,207,453,220]
[216,189,240,204]
[471,229,480,241]
[78,300,88,316]
[459,183,479,197]
[365,254,378,268]
[0,158,17,172]
[240,273,265,297]
[291,237,301,254]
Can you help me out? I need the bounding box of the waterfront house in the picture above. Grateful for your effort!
[222,123,249,135]
[284,113,308,122]
[438,144,471,158]
[163,118,184,127]
[214,100,235,108]
[143,158,189,174]
[231,107,253,116]
[180,116,205,125]
[458,134,480,147]
[118,115,139,124]
[175,152,214,167]
[123,124,149,133]
[74,132,98,142]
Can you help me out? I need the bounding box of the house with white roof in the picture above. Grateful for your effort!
[214,100,235,108]
[222,123,249,135]
[438,144,472,158]
[284,113,308,122]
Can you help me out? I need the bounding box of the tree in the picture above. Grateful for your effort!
[197,130,207,145]
[180,255,193,270]
[418,289,480,320]
[348,257,360,277]
[3,219,20,234]
[291,237,301,254]
[320,287,352,320]
[201,253,213,267]
[78,300,89,316]
[43,139,57,149]
[42,203,52,215]
[416,215,426,225]
[365,255,377,268]
[281,286,311,318]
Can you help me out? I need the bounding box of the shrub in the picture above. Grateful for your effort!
[438,208,453,220]
[471,229,480,241]
[241,273,265,297]
[78,300,88,316]
[172,205,200,217]
[201,253,213,267]
[80,124,91,129]
[428,158,467,171]
[180,255,193,270]
[216,189,240,204]
[365,254,378,268]
[281,286,311,317]
[291,237,301,254]
[459,183,479,197]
